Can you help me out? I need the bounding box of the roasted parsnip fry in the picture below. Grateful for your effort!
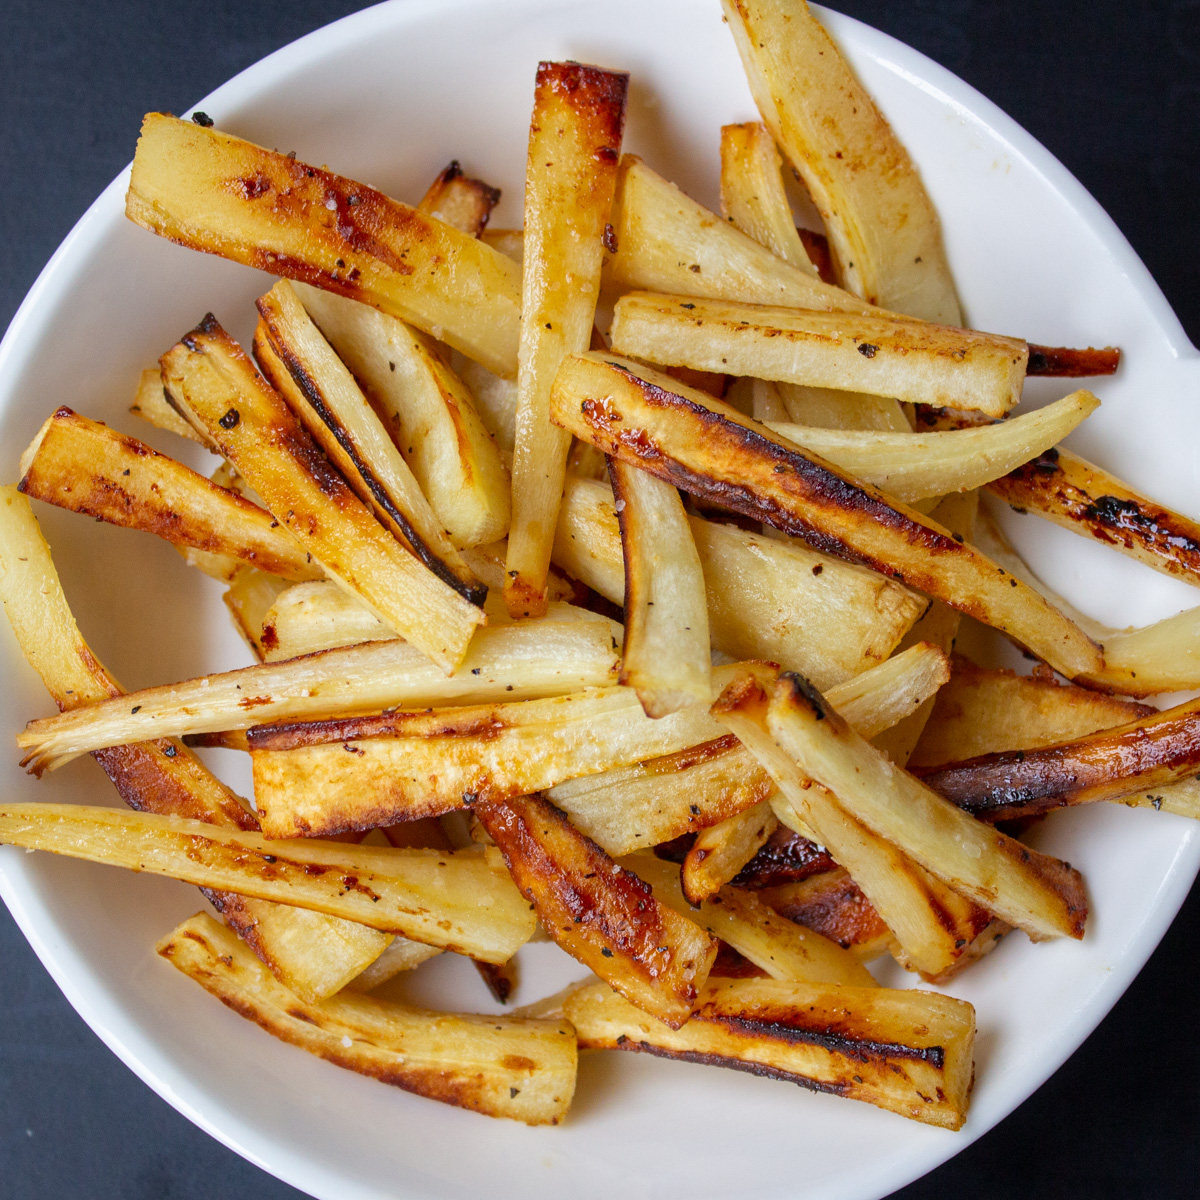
[126,114,522,375]
[550,354,1102,678]
[714,670,1014,978]
[0,803,534,960]
[18,616,623,772]
[339,936,444,992]
[416,160,501,237]
[223,568,291,661]
[248,684,727,837]
[870,491,977,767]
[915,695,1200,822]
[548,642,949,857]
[766,391,1097,503]
[505,63,628,618]
[476,793,716,1026]
[456,354,518,456]
[611,294,1026,417]
[610,457,711,715]
[253,280,482,601]
[160,313,484,672]
[0,488,392,1001]
[629,853,875,988]
[719,121,816,274]
[604,155,874,312]
[682,801,779,905]
[775,380,909,433]
[974,503,1200,696]
[988,446,1200,589]
[554,475,925,690]
[565,977,974,1129]
[722,0,962,324]
[755,868,892,960]
[131,366,207,443]
[159,913,574,1125]
[761,671,1088,940]
[292,282,510,549]
[731,824,836,889]
[18,408,322,582]
[261,580,390,661]
[909,655,1153,769]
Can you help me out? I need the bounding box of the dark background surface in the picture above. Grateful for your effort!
[1,0,1198,1196]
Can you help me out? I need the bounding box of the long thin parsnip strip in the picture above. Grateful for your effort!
[293,283,511,549]
[604,155,875,312]
[564,977,975,1129]
[159,313,484,672]
[610,458,711,715]
[554,475,925,691]
[505,63,628,617]
[0,803,534,960]
[549,353,1102,678]
[18,616,622,772]
[610,293,1027,417]
[158,913,575,1126]
[988,445,1200,589]
[774,380,910,433]
[0,487,392,1001]
[18,408,322,582]
[766,391,1097,503]
[125,114,521,375]
[476,793,716,1027]
[719,121,816,274]
[722,0,962,324]
[253,281,482,602]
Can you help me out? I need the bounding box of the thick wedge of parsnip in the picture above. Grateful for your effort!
[159,913,575,1125]
[610,457,711,715]
[610,293,1027,417]
[505,62,628,617]
[549,353,1102,679]
[125,114,521,375]
[565,977,975,1129]
[476,793,716,1027]
[719,121,817,274]
[19,407,322,582]
[722,0,962,324]
[604,155,874,312]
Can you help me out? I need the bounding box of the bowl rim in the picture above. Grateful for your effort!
[1,2,1197,1198]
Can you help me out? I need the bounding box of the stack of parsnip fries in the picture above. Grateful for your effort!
[4,0,1200,1133]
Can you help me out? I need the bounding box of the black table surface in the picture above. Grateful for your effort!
[2,1,1198,1197]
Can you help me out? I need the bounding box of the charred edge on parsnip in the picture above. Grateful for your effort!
[913,695,1200,820]
[255,302,485,606]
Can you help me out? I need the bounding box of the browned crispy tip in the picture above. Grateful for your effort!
[1026,344,1120,377]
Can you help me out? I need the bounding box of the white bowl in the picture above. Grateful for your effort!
[1,2,1197,1198]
